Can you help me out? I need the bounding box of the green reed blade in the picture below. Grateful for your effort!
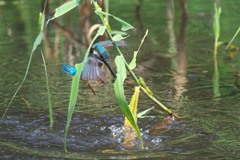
[129,29,148,70]
[64,63,83,152]
[226,27,240,50]
[137,106,155,119]
[41,51,53,127]
[46,0,81,25]
[124,86,140,127]
[213,3,221,58]
[213,3,221,39]
[112,34,128,41]
[94,8,134,31]
[2,11,45,119]
[63,26,106,152]
[114,55,144,149]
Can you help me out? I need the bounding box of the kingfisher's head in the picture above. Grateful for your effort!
[92,45,110,61]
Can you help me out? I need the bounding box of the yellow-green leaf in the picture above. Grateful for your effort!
[114,55,143,149]
[124,86,140,127]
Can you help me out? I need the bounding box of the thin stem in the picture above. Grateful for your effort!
[91,1,140,85]
[140,86,172,115]
[214,37,218,59]
[41,51,53,127]
[225,26,240,50]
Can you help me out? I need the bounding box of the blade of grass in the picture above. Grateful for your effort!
[112,34,128,41]
[94,8,133,31]
[41,51,53,127]
[122,86,140,149]
[46,0,81,25]
[129,29,148,70]
[124,86,140,127]
[114,55,144,149]
[225,26,240,50]
[213,3,221,39]
[63,62,83,152]
[63,26,106,152]
[2,11,46,119]
[137,106,155,118]
[213,3,221,58]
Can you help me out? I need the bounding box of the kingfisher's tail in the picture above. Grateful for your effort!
[62,65,77,76]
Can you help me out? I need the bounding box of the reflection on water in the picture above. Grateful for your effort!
[1,0,240,159]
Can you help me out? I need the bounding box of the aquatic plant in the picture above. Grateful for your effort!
[4,0,176,152]
[2,5,49,119]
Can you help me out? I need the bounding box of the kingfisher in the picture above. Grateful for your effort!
[62,40,126,94]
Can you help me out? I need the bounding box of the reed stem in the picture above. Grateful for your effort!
[91,1,175,116]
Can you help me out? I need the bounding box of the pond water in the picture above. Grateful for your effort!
[1,0,240,159]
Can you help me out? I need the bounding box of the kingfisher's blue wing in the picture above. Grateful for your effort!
[92,40,126,48]
[62,65,77,76]
[80,55,104,81]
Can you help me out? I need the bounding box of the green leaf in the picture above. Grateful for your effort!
[124,86,140,127]
[46,0,81,25]
[113,17,134,31]
[129,29,148,70]
[129,51,138,70]
[41,51,53,127]
[112,34,128,42]
[114,55,144,149]
[95,9,133,31]
[63,25,106,152]
[64,63,84,152]
[225,27,240,50]
[137,106,155,118]
[2,12,45,118]
[213,3,221,39]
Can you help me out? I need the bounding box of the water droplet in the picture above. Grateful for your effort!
[100,126,106,130]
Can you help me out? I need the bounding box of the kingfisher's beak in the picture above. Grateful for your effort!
[102,59,116,78]
[95,53,116,78]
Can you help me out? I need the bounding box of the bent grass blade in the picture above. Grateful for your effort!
[2,12,45,119]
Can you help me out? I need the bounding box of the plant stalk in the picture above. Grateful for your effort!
[214,37,218,59]
[91,0,175,116]
[140,86,172,115]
